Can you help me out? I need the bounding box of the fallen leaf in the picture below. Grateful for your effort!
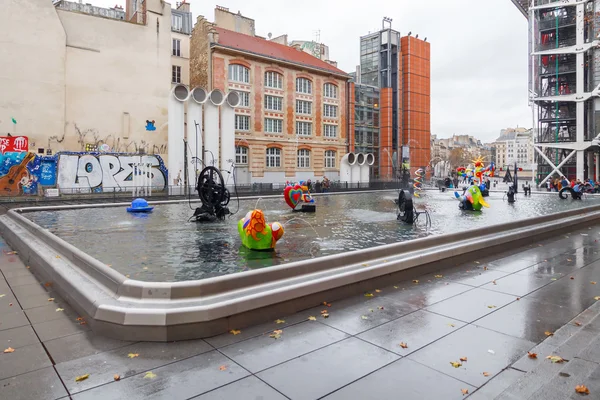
[107,264,112,268]
[76,317,84,321]
[567,259,572,262]
[545,331,554,337]
[483,266,488,271]
[219,365,227,371]
[592,282,597,285]
[3,347,15,353]
[113,374,120,381]
[127,353,139,359]
[462,388,469,395]
[460,357,468,362]
[361,263,369,267]
[275,319,285,324]
[399,342,408,349]
[528,352,538,359]
[516,297,521,301]
[448,323,456,328]
[434,275,443,278]
[47,298,55,302]
[574,321,582,327]
[269,329,283,339]
[575,385,590,394]
[143,267,148,270]
[369,308,374,312]
[551,278,557,281]
[0,294,5,298]
[229,329,241,335]
[487,305,497,309]
[44,282,53,287]
[55,255,60,259]
[475,261,480,264]
[450,361,462,368]
[143,371,157,379]
[26,266,30,269]
[125,274,130,278]
[75,374,90,382]
[412,280,419,284]
[546,355,566,363]
[492,280,497,285]
[322,302,332,307]
[571,277,575,280]
[321,309,328,314]
[393,286,399,289]
[5,251,17,255]
[55,308,64,312]
[483,372,490,377]
[321,313,329,318]
[364,293,374,297]
[595,296,600,301]
[377,306,384,310]
[79,321,87,325]
[361,315,369,320]
[375,289,382,293]
[308,316,316,321]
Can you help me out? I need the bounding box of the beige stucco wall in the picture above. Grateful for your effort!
[0,0,66,148]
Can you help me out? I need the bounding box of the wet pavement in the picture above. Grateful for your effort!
[1,226,600,399]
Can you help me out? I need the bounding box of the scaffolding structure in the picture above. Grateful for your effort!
[511,0,600,184]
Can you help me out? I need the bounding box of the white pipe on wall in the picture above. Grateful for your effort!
[351,153,365,184]
[186,87,207,186]
[360,153,374,183]
[339,152,356,183]
[221,91,240,185]
[204,89,225,168]
[168,84,189,186]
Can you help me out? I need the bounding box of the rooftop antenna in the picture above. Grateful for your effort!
[382,16,392,29]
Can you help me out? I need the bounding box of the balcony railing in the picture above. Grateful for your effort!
[538,14,576,31]
[539,55,576,76]
[537,123,576,143]
[540,75,576,97]
[536,34,576,52]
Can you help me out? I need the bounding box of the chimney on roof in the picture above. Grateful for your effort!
[177,0,190,12]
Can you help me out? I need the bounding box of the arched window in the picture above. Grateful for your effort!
[296,77,312,94]
[228,64,250,83]
[235,146,248,165]
[266,147,281,168]
[324,83,338,99]
[297,149,311,168]
[265,71,283,89]
[324,150,336,168]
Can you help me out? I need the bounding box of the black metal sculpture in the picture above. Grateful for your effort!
[559,186,583,200]
[192,166,231,222]
[395,190,431,226]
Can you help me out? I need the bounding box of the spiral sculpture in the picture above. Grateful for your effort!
[413,168,424,197]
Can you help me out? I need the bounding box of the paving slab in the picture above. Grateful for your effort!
[11,282,52,298]
[481,272,555,297]
[425,287,516,323]
[18,292,60,310]
[5,274,43,287]
[71,350,249,400]
[24,302,79,324]
[220,321,348,373]
[466,368,525,400]
[0,325,39,349]
[486,258,541,274]
[408,324,535,388]
[0,366,68,400]
[0,293,19,314]
[192,376,287,400]
[0,309,29,331]
[44,331,136,364]
[357,309,466,355]
[322,358,475,399]
[528,358,600,400]
[257,337,399,400]
[528,270,600,311]
[381,280,473,308]
[0,342,52,380]
[33,315,91,342]
[427,266,511,287]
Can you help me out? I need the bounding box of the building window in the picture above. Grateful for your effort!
[235,146,248,165]
[238,91,250,107]
[324,150,336,168]
[296,121,312,136]
[172,39,181,57]
[235,115,250,131]
[265,71,283,89]
[296,78,312,94]
[324,83,338,99]
[228,64,250,83]
[264,95,283,111]
[296,100,312,115]
[266,147,281,168]
[324,124,337,138]
[172,14,182,31]
[297,149,311,168]
[324,104,338,118]
[264,118,283,133]
[172,65,181,83]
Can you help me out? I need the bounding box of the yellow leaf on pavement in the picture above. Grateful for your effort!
[75,374,90,382]
[461,388,469,395]
[546,355,566,363]
[127,353,139,359]
[483,372,490,377]
[3,347,15,353]
[434,275,443,278]
[412,280,419,284]
[545,331,554,337]
[399,342,408,349]
[144,371,157,379]
[460,357,468,362]
[575,385,590,394]
[219,365,227,371]
[113,374,120,381]
[364,293,374,297]
[275,319,285,324]
[55,308,64,312]
[307,316,316,321]
[229,329,241,335]
[450,361,462,368]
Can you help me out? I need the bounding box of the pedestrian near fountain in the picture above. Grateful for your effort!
[315,180,322,193]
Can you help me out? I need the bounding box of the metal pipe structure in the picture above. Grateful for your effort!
[186,87,208,186]
[360,153,375,183]
[220,91,240,184]
[339,152,356,183]
[351,153,364,184]
[204,90,225,168]
[168,84,189,187]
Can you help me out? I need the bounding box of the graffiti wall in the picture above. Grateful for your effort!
[0,136,168,196]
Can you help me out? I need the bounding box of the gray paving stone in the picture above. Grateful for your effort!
[442,267,510,287]
[0,342,52,380]
[408,324,535,388]
[192,376,286,400]
[220,321,348,373]
[44,330,136,364]
[322,358,475,399]
[528,270,600,311]
[24,302,78,325]
[257,337,399,400]
[381,280,473,308]
[487,258,541,273]
[425,287,516,323]
[71,350,249,400]
[11,282,52,298]
[33,315,90,342]
[0,366,68,400]
[481,272,555,297]
[0,309,29,332]
[2,268,35,279]
[56,339,213,394]
[358,309,466,355]
[0,325,39,349]
[5,274,41,287]
[528,358,599,400]
[467,368,525,400]
[18,293,60,310]
[0,293,19,314]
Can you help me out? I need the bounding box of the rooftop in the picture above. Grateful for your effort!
[213,27,349,77]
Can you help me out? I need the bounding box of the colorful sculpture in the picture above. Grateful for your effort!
[472,156,495,182]
[413,168,424,197]
[454,184,490,211]
[238,209,284,251]
[283,181,316,212]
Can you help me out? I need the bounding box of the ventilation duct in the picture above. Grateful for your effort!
[186,87,207,186]
[360,153,375,183]
[220,91,240,183]
[204,89,225,168]
[339,152,356,183]
[168,84,189,188]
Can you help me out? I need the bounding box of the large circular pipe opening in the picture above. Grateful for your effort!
[365,153,375,166]
[347,153,357,165]
[226,91,241,107]
[191,87,208,104]
[172,84,190,102]
[357,153,366,166]
[209,89,225,106]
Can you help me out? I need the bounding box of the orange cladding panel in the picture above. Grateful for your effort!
[380,87,393,180]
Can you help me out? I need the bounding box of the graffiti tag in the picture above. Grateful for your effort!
[0,136,28,153]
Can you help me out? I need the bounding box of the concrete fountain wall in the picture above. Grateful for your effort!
[1,202,600,341]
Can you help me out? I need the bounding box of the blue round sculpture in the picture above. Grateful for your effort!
[127,198,154,213]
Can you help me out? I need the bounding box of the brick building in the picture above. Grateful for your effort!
[190,10,350,184]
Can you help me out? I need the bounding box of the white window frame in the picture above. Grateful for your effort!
[266,147,281,168]
[296,78,312,94]
[172,38,181,57]
[237,91,250,108]
[296,100,312,115]
[324,124,338,138]
[172,14,182,31]
[296,121,312,136]
[325,150,336,168]
[235,115,250,131]
[264,95,283,111]
[265,71,283,89]
[235,146,249,165]
[297,149,311,168]
[264,118,283,133]
[324,83,338,99]
[171,65,181,83]
[324,104,338,118]
[228,64,250,83]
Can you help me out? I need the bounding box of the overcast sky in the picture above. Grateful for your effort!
[94,0,530,143]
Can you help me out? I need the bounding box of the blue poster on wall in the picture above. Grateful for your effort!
[38,159,57,186]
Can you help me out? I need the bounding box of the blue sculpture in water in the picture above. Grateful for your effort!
[127,198,154,213]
